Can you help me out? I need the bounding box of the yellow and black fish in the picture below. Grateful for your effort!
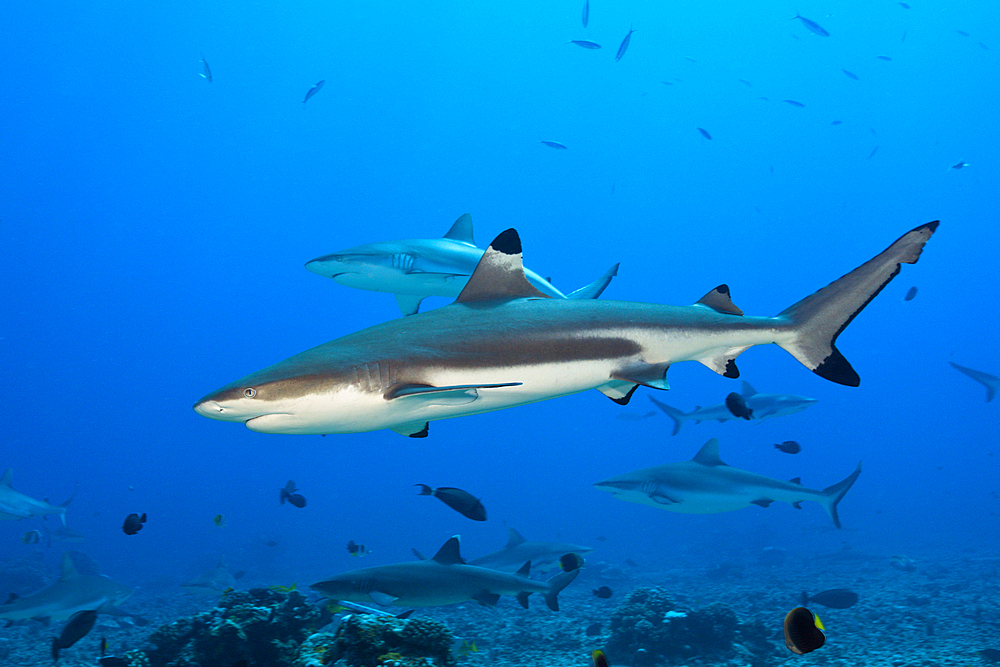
[783,606,826,655]
[591,649,610,667]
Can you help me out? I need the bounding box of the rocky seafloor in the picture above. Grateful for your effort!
[2,547,999,667]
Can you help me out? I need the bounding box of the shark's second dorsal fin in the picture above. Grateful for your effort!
[443,213,476,246]
[432,536,464,565]
[695,285,744,316]
[455,229,550,305]
[60,553,80,580]
[691,439,728,467]
[0,469,12,487]
[741,380,759,397]
[506,528,527,548]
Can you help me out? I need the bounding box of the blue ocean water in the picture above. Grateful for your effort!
[1,0,997,664]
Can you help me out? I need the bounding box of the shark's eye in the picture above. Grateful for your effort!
[243,388,256,398]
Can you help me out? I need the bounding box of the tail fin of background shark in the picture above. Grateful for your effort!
[543,569,579,611]
[819,462,862,529]
[775,222,938,386]
[647,395,689,435]
[949,362,999,402]
[567,263,620,300]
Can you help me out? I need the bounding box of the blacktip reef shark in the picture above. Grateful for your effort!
[0,468,73,525]
[412,528,594,575]
[0,553,133,624]
[304,213,619,315]
[949,362,1000,402]
[194,221,939,437]
[310,536,578,610]
[594,438,862,528]
[649,381,818,435]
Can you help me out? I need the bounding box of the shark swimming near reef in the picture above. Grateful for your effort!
[594,438,861,528]
[649,381,818,435]
[412,528,594,575]
[0,469,73,525]
[310,536,578,610]
[0,553,134,624]
[305,213,619,315]
[180,557,237,595]
[194,222,938,437]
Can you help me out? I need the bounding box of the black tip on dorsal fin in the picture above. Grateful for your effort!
[443,213,475,246]
[695,284,744,316]
[455,229,550,305]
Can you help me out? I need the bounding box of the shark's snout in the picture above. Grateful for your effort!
[193,399,225,416]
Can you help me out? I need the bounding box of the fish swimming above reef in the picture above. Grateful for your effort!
[949,362,1000,402]
[784,606,826,654]
[194,222,938,437]
[594,438,862,528]
[279,480,307,508]
[801,589,858,609]
[774,440,802,454]
[648,381,817,435]
[180,557,237,595]
[52,609,98,659]
[725,392,753,419]
[121,513,146,536]
[415,484,486,521]
[0,553,134,624]
[0,469,74,524]
[413,527,594,575]
[311,536,579,610]
[305,214,617,315]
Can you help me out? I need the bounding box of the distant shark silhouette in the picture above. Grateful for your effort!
[594,438,861,528]
[305,213,618,315]
[311,536,578,610]
[180,557,236,595]
[950,362,1000,402]
[649,381,818,435]
[412,528,594,575]
[0,469,73,525]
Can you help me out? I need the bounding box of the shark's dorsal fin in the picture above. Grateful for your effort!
[4,593,19,605]
[515,561,531,577]
[741,380,759,397]
[455,229,550,304]
[695,284,744,316]
[60,553,80,580]
[789,477,802,485]
[0,469,12,487]
[443,213,476,246]
[431,536,464,565]
[691,438,728,467]
[505,528,527,548]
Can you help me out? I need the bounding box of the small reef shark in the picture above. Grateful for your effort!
[412,528,594,575]
[649,381,818,435]
[0,469,73,525]
[194,222,938,437]
[310,536,578,610]
[594,438,861,528]
[180,557,237,595]
[0,553,133,624]
[949,362,1000,402]
[305,213,619,315]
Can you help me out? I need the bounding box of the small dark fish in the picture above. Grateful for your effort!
[279,481,307,508]
[867,145,880,159]
[595,535,608,542]
[415,484,487,521]
[737,78,752,86]
[697,127,712,140]
[980,649,1000,662]
[213,514,226,527]
[100,659,130,667]
[540,140,568,149]
[582,0,589,28]
[615,26,635,62]
[570,40,602,49]
[122,513,146,535]
[100,636,108,656]
[784,606,826,654]
[775,441,801,454]
[592,649,610,667]
[876,55,893,61]
[841,69,859,80]
[624,558,637,566]
[898,2,910,7]
[956,30,970,37]
[831,120,843,125]
[265,540,279,547]
[347,540,368,557]
[560,552,585,572]
[52,610,98,659]
[199,54,212,83]
[585,622,602,636]
[792,14,830,37]
[758,96,770,101]
[802,589,859,609]
[302,80,325,104]
[725,392,754,420]
[903,286,918,301]
[593,586,613,599]
[21,529,42,544]
[951,161,970,170]
[783,99,805,107]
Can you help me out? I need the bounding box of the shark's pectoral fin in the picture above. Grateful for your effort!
[368,591,398,606]
[596,380,639,404]
[391,422,429,438]
[697,347,750,378]
[516,591,531,609]
[613,364,670,391]
[472,591,501,607]
[394,294,425,316]
[750,498,774,508]
[386,383,522,406]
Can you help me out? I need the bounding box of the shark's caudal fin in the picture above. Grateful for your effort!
[543,568,579,611]
[820,462,862,529]
[566,263,620,300]
[949,362,1000,402]
[57,486,77,527]
[775,222,938,386]
[456,230,550,304]
[647,395,689,436]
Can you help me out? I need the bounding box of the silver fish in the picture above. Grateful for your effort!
[302,80,325,104]
[792,14,830,37]
[615,26,635,62]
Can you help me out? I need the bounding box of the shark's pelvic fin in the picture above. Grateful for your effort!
[695,284,744,316]
[431,536,465,565]
[691,439,728,467]
[442,213,476,246]
[395,294,425,317]
[455,229,551,304]
[775,221,939,387]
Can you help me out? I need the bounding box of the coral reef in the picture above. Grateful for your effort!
[308,613,457,667]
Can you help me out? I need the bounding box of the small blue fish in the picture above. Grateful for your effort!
[737,78,752,87]
[540,140,568,149]
[876,55,893,61]
[697,127,712,140]
[615,25,635,62]
[199,54,212,83]
[582,0,589,28]
[783,99,805,107]
[956,30,970,37]
[903,286,918,301]
[898,2,910,8]
[867,145,880,159]
[302,80,325,104]
[831,120,843,125]
[950,161,970,170]
[791,14,830,37]
[841,69,859,80]
[570,40,601,49]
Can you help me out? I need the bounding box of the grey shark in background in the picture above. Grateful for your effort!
[180,557,237,595]
[194,222,938,437]
[310,536,578,610]
[949,362,999,402]
[0,469,73,525]
[305,213,619,315]
[594,438,862,528]
[0,553,133,624]
[413,528,594,575]
[649,381,818,435]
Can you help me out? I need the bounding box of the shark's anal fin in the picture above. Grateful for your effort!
[695,284,744,316]
[697,347,749,378]
[516,591,531,609]
[455,229,550,304]
[751,498,774,508]
[472,591,501,607]
[596,380,639,404]
[443,213,476,246]
[368,591,398,606]
[391,422,429,438]
[395,294,425,316]
[386,383,521,406]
